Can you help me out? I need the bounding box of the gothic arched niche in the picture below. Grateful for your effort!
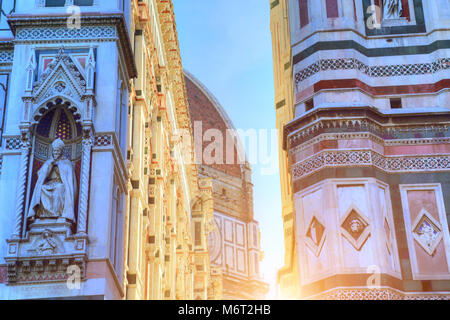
[26,98,82,232]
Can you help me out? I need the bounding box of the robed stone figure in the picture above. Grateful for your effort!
[382,0,403,19]
[27,138,77,224]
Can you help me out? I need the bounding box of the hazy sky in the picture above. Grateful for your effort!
[173,0,284,297]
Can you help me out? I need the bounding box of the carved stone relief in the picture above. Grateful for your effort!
[412,209,443,256]
[340,205,371,251]
[382,0,403,19]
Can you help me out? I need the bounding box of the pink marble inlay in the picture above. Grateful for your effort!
[338,139,370,149]
[385,144,450,156]
[43,58,54,72]
[77,57,87,69]
[414,239,448,274]
[407,190,448,274]
[407,190,440,222]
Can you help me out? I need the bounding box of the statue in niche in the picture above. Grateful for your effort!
[382,0,403,19]
[27,138,77,225]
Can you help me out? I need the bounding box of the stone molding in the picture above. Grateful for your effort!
[7,14,137,78]
[289,132,450,156]
[312,287,450,300]
[0,50,13,65]
[292,149,450,180]
[295,57,450,84]
[283,106,450,150]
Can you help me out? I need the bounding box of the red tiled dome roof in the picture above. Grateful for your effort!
[184,72,244,178]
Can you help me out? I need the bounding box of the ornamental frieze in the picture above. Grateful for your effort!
[294,57,450,85]
[15,26,117,43]
[0,50,14,65]
[283,107,450,150]
[292,150,450,180]
[316,288,450,300]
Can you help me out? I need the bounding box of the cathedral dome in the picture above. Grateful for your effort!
[184,71,246,178]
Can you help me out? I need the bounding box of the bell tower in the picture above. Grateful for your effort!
[272,0,450,299]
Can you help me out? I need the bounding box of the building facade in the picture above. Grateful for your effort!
[271,0,450,299]
[184,72,269,300]
[0,0,217,300]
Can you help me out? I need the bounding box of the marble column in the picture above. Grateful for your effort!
[12,136,31,238]
[77,130,93,235]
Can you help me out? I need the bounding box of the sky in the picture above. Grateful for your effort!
[173,0,284,298]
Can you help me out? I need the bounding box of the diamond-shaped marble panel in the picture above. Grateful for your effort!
[305,216,326,257]
[412,209,442,256]
[340,205,371,251]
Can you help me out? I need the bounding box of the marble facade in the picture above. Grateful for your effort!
[0,0,218,300]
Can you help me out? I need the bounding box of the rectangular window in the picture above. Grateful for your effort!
[74,0,94,6]
[390,98,402,109]
[45,0,66,7]
[45,0,93,7]
[305,98,314,112]
[194,222,202,246]
[326,0,339,18]
[299,0,309,28]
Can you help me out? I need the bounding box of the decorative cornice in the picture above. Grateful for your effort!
[283,106,450,150]
[292,150,450,180]
[295,57,450,85]
[7,13,137,78]
[289,132,450,156]
[0,47,13,65]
